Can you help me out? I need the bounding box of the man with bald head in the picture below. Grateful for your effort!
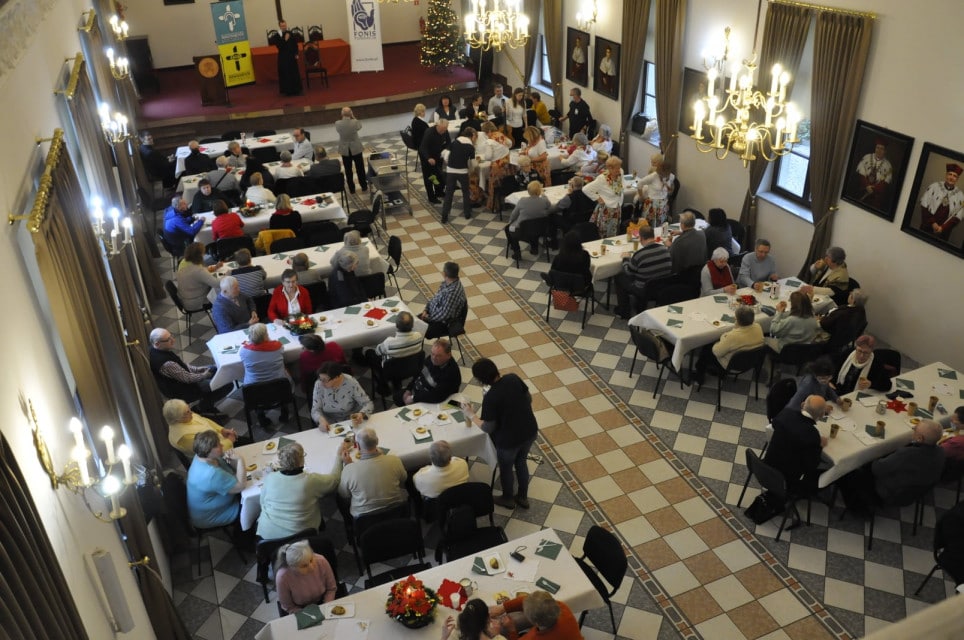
[840,419,946,513]
[211,276,259,333]
[334,106,367,194]
[764,395,828,498]
[184,139,217,175]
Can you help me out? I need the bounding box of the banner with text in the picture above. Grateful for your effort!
[211,1,255,87]
[346,0,384,72]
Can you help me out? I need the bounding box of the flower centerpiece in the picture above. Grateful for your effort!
[283,313,317,335]
[740,294,758,306]
[385,575,438,629]
[239,200,261,217]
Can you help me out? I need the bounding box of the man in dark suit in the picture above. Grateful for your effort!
[139,130,176,187]
[419,119,450,204]
[183,140,216,175]
[306,146,343,178]
[764,395,828,497]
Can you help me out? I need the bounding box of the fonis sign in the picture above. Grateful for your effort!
[346,0,384,72]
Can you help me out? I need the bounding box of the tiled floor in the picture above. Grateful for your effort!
[162,133,957,640]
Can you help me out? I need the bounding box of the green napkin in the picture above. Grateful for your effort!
[379,446,390,455]
[323,329,333,339]
[413,430,434,443]
[785,278,802,287]
[344,306,362,315]
[534,577,561,594]
[856,391,874,401]
[471,556,487,575]
[277,336,290,345]
[916,408,934,420]
[939,368,958,380]
[667,319,684,328]
[667,305,683,314]
[382,298,400,307]
[384,314,399,324]
[895,378,915,390]
[294,604,324,630]
[713,295,728,303]
[450,409,465,423]
[273,253,287,260]
[534,539,562,560]
[601,239,615,246]
[278,436,297,449]
[396,407,413,422]
[721,314,735,323]
[314,245,330,252]
[864,425,885,439]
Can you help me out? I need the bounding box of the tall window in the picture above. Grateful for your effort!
[533,34,552,90]
[642,61,657,117]
[769,26,815,208]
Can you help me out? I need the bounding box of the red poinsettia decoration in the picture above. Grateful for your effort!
[386,575,438,627]
[740,294,758,305]
[886,398,907,413]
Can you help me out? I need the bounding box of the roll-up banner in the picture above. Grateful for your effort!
[211,1,256,86]
[347,0,385,72]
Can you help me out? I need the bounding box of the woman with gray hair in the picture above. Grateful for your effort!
[488,590,582,638]
[590,123,613,154]
[329,229,387,277]
[700,247,737,297]
[327,251,367,309]
[560,132,598,174]
[257,441,347,540]
[274,150,304,180]
[239,322,290,428]
[804,245,850,303]
[819,288,868,340]
[185,429,245,528]
[163,398,237,457]
[275,539,338,613]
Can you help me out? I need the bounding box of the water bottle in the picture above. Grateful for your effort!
[459,96,465,111]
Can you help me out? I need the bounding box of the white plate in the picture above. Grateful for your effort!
[328,423,352,438]
[324,602,355,618]
[411,425,432,441]
[433,412,453,426]
[262,440,279,454]
[483,553,506,575]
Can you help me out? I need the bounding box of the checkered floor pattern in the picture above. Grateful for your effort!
[160,132,956,640]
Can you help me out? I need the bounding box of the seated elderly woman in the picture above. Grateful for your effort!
[211,199,245,242]
[766,291,818,352]
[551,175,596,233]
[559,133,597,175]
[819,288,868,340]
[590,124,614,154]
[273,150,304,180]
[176,241,219,310]
[274,539,339,614]
[257,442,347,540]
[239,322,290,427]
[244,171,277,206]
[700,247,737,297]
[549,231,592,285]
[267,268,313,322]
[311,361,373,431]
[163,398,237,458]
[802,245,850,304]
[329,230,388,277]
[695,305,765,382]
[328,252,367,309]
[505,180,551,261]
[488,590,582,639]
[186,429,246,529]
[834,334,891,395]
[498,155,541,207]
[269,193,302,233]
[786,356,840,410]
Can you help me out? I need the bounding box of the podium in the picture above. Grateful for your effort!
[193,55,228,106]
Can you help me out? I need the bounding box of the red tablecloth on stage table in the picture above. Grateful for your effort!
[251,39,351,83]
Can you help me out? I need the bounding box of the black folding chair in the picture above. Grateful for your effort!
[541,270,594,329]
[574,526,627,633]
[359,518,431,588]
[164,280,213,343]
[628,326,681,397]
[738,449,810,542]
[698,347,767,411]
[435,483,507,563]
[242,379,300,434]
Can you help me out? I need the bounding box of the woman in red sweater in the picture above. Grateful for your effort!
[210,199,245,241]
[267,268,313,322]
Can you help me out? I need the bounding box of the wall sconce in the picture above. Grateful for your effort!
[28,400,134,522]
[98,102,132,144]
[109,14,129,40]
[91,197,133,256]
[106,47,130,80]
[576,0,598,31]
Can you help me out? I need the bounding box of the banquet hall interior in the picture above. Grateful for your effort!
[2,0,963,639]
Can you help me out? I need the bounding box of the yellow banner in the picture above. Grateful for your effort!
[218,42,255,87]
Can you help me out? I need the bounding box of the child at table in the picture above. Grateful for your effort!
[441,599,508,640]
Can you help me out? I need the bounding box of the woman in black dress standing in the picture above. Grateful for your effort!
[276,20,302,96]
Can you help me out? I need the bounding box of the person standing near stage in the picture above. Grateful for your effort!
[275,20,302,97]
[334,107,368,195]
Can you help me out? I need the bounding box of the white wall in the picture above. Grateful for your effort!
[635,0,963,368]
[124,0,429,69]
[0,1,157,637]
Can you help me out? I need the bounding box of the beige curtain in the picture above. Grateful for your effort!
[738,2,813,244]
[797,11,874,278]
[654,0,687,168]
[618,0,653,166]
[542,0,565,112]
[28,131,189,639]
[522,0,540,82]
[0,435,89,639]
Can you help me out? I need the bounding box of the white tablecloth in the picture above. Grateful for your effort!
[253,528,604,640]
[815,361,962,488]
[207,298,426,389]
[628,277,836,371]
[195,193,347,245]
[218,240,387,289]
[177,159,313,202]
[505,176,638,208]
[174,133,296,175]
[508,147,566,171]
[234,398,497,530]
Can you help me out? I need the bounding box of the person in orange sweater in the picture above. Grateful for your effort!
[489,590,583,640]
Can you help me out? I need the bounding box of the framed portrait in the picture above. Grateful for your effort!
[679,67,710,143]
[566,28,590,88]
[840,120,914,221]
[901,142,964,258]
[593,36,620,101]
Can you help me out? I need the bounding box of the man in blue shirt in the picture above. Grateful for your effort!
[162,196,203,253]
[737,239,779,289]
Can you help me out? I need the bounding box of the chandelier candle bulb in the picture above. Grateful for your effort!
[100,426,116,464]
[73,446,91,486]
[117,444,133,484]
[708,68,718,96]
[122,217,132,244]
[765,97,774,127]
[770,64,781,95]
[775,119,785,150]
[69,417,85,450]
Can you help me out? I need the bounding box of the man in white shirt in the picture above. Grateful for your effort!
[487,84,507,117]
[413,440,469,499]
[291,127,314,161]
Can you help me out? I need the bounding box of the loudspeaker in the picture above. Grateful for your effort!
[631,114,650,135]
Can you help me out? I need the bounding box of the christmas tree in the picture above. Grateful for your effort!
[420,0,465,70]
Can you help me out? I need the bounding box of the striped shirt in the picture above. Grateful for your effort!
[374,330,425,363]
[622,242,672,284]
[231,265,267,297]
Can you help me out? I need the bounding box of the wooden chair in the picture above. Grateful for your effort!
[303,43,329,89]
[307,25,324,41]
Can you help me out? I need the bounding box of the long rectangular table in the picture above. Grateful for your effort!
[505,176,638,208]
[174,133,297,176]
[217,240,387,289]
[253,528,604,640]
[177,159,313,202]
[628,277,836,371]
[207,298,426,389]
[234,397,497,530]
[814,361,962,488]
[195,193,347,245]
[251,39,351,83]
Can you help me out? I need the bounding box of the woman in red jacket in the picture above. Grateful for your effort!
[267,268,313,322]
[210,200,245,241]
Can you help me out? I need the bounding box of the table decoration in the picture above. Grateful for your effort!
[886,398,908,413]
[283,314,317,335]
[239,202,263,218]
[386,575,438,629]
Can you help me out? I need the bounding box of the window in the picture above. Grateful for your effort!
[771,120,812,205]
[532,33,552,91]
[642,61,656,117]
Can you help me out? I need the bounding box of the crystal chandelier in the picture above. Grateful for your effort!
[690,24,803,166]
[464,0,530,52]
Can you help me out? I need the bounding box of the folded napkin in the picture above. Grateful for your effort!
[534,538,562,560]
[295,604,324,630]
[667,305,683,314]
[713,295,728,303]
[939,368,958,380]
[301,198,317,205]
[382,298,400,307]
[436,579,464,609]
[364,308,388,320]
[785,279,802,287]
[343,306,362,315]
[534,577,561,594]
[258,137,271,143]
[667,319,684,328]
